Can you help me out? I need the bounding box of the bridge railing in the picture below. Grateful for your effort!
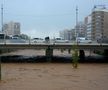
[0,39,108,45]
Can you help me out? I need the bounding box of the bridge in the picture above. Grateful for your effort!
[0,39,108,50]
[0,40,108,61]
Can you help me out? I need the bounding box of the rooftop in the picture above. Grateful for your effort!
[92,5,108,12]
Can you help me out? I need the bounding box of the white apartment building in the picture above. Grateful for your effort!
[84,15,92,40]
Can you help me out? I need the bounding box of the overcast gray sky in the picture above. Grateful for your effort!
[0,0,108,38]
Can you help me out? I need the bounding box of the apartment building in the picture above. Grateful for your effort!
[91,5,108,41]
[84,15,92,40]
[59,29,75,40]
[75,22,86,38]
[3,21,21,36]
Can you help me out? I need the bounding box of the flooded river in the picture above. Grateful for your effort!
[0,49,108,90]
[0,63,108,90]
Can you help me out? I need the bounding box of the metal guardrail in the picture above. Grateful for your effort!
[0,39,108,50]
[0,43,108,50]
[0,39,108,44]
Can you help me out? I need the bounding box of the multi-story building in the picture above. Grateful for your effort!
[75,22,86,38]
[84,15,92,40]
[3,21,21,36]
[59,22,86,41]
[91,5,108,41]
[59,29,75,40]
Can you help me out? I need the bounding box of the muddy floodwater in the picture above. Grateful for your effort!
[0,63,108,90]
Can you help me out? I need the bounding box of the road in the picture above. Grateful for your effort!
[0,39,108,45]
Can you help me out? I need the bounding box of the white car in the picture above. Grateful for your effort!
[32,38,44,43]
[54,38,69,43]
[78,39,92,43]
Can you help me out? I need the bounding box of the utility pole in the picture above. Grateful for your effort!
[1,4,3,32]
[76,6,78,44]
[1,3,6,44]
[0,4,3,80]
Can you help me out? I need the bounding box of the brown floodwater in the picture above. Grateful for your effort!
[0,63,108,90]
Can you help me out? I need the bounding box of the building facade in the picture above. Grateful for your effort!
[75,22,86,38]
[3,21,21,36]
[59,29,75,40]
[84,15,92,40]
[91,5,108,41]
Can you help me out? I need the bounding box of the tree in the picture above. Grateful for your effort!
[72,44,79,68]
